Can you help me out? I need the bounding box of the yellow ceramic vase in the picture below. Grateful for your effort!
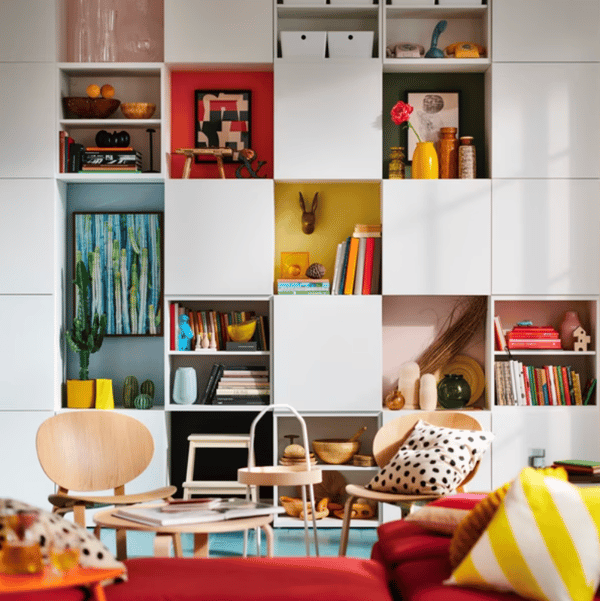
[66,379,95,408]
[412,141,439,179]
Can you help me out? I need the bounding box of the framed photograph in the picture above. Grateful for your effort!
[406,91,460,159]
[194,90,251,162]
[73,212,163,336]
[280,252,310,279]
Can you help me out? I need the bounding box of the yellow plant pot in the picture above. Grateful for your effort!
[412,141,439,179]
[66,380,95,409]
[95,379,114,410]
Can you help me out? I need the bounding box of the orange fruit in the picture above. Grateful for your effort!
[101,84,115,99]
[86,84,101,98]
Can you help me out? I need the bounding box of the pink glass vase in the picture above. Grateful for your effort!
[560,310,581,350]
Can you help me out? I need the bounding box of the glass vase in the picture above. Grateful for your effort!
[72,0,94,62]
[97,7,117,62]
[437,374,471,409]
[412,141,439,179]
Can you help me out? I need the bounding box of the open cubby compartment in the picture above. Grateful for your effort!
[58,0,164,63]
[165,297,272,410]
[382,295,489,409]
[276,3,381,59]
[383,4,490,72]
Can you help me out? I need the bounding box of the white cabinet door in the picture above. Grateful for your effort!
[0,411,55,508]
[0,296,55,410]
[0,63,55,178]
[0,180,55,294]
[165,180,274,295]
[0,0,56,62]
[382,180,491,295]
[491,407,600,488]
[491,63,600,179]
[274,62,382,180]
[492,179,600,295]
[165,0,273,63]
[273,295,382,412]
[493,0,600,62]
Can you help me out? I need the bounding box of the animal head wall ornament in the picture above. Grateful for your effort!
[299,192,318,234]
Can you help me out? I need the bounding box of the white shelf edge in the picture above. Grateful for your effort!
[60,119,162,128]
[58,62,163,75]
[494,350,595,356]
[55,173,164,183]
[166,404,270,411]
[383,58,490,73]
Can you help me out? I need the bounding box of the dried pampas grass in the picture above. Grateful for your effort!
[416,297,487,376]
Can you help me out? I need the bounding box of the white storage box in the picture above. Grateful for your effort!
[328,31,374,58]
[281,31,327,58]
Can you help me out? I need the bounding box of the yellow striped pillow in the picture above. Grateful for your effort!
[445,467,600,601]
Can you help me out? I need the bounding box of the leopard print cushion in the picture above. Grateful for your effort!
[366,420,494,495]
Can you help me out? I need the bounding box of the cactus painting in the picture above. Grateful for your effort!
[74,212,162,336]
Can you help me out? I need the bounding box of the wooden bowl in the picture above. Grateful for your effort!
[312,439,360,465]
[63,97,120,119]
[120,102,156,119]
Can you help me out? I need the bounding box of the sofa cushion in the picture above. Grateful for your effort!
[104,557,395,601]
[366,420,493,495]
[404,505,470,535]
[446,467,600,601]
[428,493,488,510]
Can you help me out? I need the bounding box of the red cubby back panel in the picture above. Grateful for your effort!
[170,71,274,179]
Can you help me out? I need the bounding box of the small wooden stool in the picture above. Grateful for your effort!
[183,434,256,501]
[174,148,233,179]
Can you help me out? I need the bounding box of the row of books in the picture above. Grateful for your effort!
[59,131,142,173]
[494,360,596,406]
[201,364,270,405]
[169,304,269,352]
[494,316,561,351]
[331,224,382,295]
[552,459,600,475]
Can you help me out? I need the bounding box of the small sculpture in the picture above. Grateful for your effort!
[306,263,325,279]
[573,326,591,352]
[299,192,318,234]
[425,20,447,58]
[235,148,267,178]
[178,314,194,351]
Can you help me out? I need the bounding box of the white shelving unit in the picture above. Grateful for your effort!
[1,0,599,525]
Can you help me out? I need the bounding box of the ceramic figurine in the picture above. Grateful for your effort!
[419,373,437,411]
[299,192,318,234]
[398,361,420,409]
[425,20,447,58]
[235,148,267,178]
[573,326,591,352]
[178,314,194,351]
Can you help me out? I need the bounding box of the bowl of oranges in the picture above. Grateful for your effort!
[63,84,120,119]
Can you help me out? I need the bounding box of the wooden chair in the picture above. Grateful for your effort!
[338,411,483,556]
[36,411,177,559]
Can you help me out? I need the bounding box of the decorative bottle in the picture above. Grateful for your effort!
[437,374,471,409]
[559,310,582,350]
[439,127,459,179]
[458,136,476,179]
[388,147,405,179]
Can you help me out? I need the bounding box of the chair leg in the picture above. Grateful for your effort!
[338,494,357,557]
[72,503,86,527]
[115,528,127,561]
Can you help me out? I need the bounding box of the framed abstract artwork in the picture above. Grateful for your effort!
[406,91,460,159]
[194,90,251,162]
[73,212,163,336]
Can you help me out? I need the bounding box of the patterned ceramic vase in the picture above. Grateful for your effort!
[412,141,439,179]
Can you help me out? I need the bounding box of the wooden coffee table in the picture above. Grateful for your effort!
[93,507,274,559]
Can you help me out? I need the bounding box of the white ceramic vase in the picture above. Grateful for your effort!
[419,374,437,411]
[173,367,197,404]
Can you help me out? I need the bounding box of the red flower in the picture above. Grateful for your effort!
[390,101,413,125]
[390,100,422,143]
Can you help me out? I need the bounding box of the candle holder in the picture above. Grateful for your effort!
[145,128,158,173]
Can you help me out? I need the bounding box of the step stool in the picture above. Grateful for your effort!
[182,434,257,501]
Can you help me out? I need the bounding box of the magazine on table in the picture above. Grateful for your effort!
[114,498,285,527]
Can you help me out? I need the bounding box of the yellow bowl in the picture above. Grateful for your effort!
[227,319,257,343]
[120,102,156,119]
[312,439,360,465]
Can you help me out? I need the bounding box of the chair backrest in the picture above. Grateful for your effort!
[36,411,154,492]
[373,411,483,487]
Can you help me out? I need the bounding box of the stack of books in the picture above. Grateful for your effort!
[551,459,600,476]
[277,279,329,295]
[81,147,143,173]
[201,364,270,405]
[506,324,561,350]
[59,131,84,173]
[331,224,382,295]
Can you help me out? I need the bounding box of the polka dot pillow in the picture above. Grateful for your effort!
[366,420,493,495]
[0,499,126,577]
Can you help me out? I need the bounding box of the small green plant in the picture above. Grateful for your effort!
[123,375,139,408]
[65,259,107,381]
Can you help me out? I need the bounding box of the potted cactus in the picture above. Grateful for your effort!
[65,258,107,408]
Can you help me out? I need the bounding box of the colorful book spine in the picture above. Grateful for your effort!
[362,236,375,295]
[331,241,345,296]
[370,237,382,295]
[353,237,367,295]
[338,236,351,295]
[343,237,360,295]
